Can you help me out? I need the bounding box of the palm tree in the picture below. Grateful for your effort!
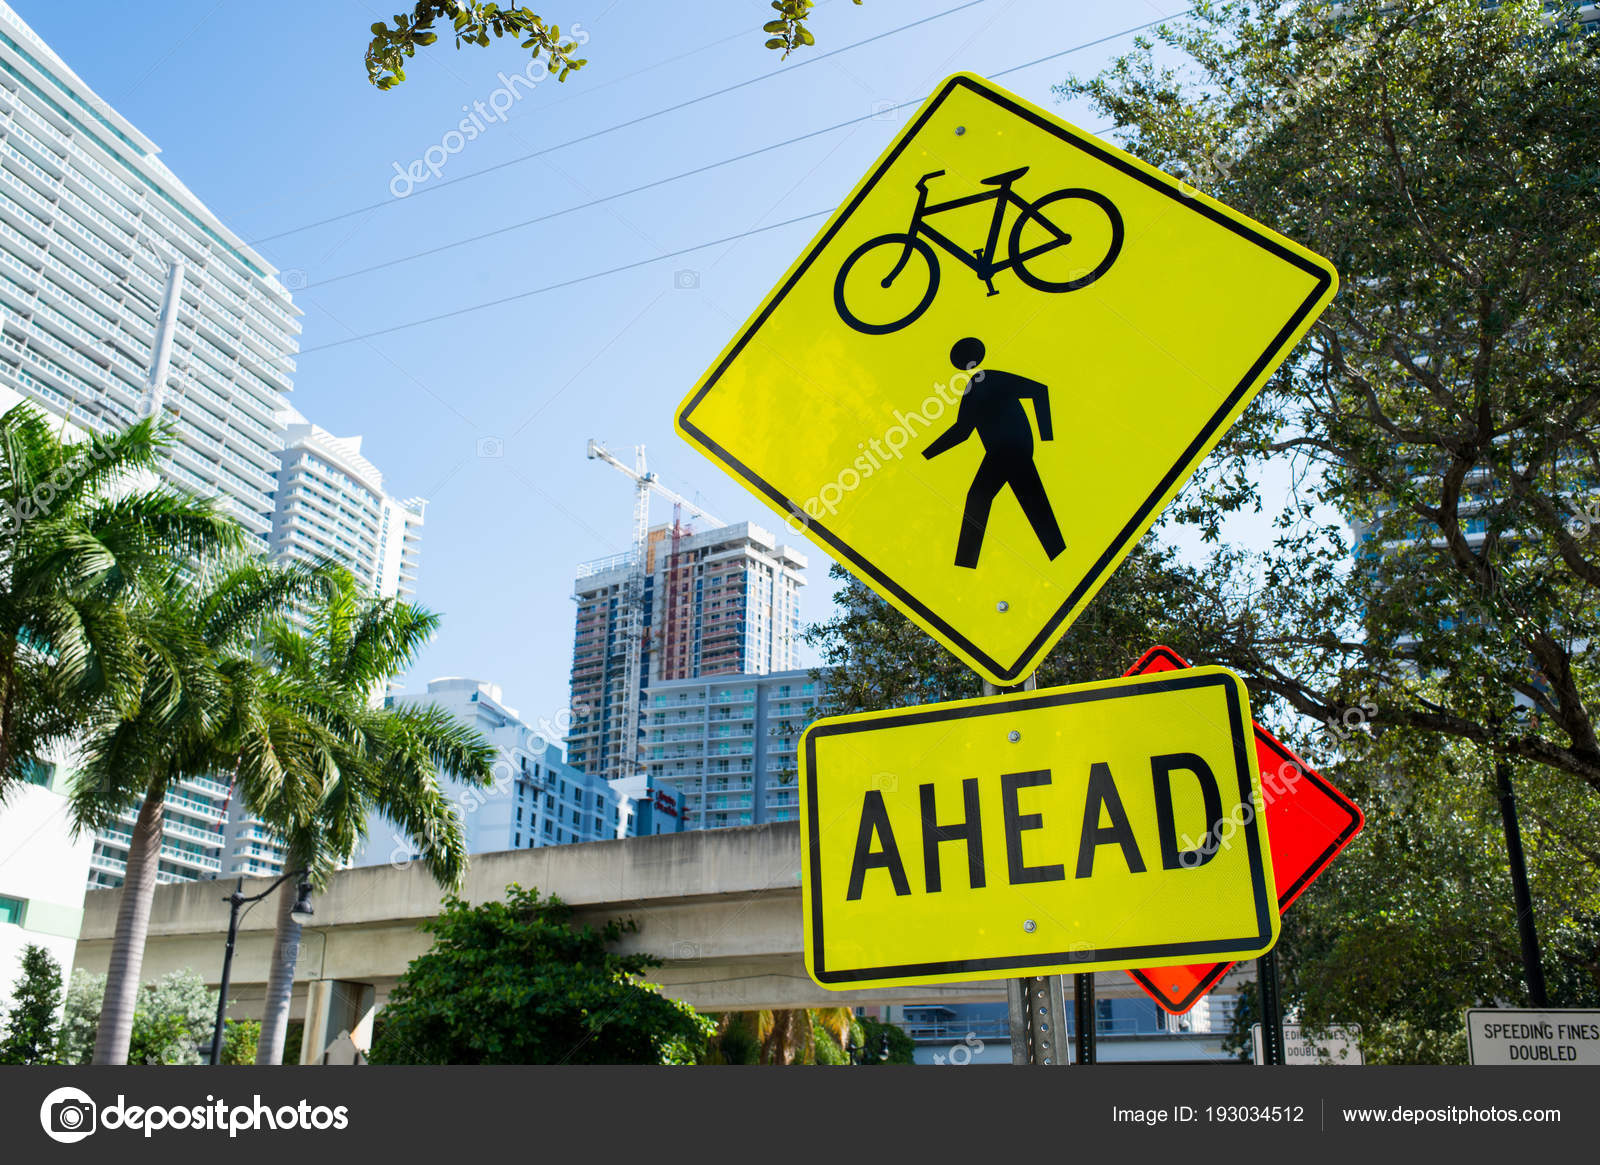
[247,568,494,1064]
[70,556,320,1065]
[0,403,239,803]
[711,1008,855,1064]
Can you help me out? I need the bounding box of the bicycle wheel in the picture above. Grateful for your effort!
[1008,188,1123,293]
[833,233,940,335]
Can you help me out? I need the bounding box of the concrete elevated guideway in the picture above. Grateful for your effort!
[74,823,1250,1062]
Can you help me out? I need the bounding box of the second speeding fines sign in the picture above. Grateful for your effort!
[799,668,1278,988]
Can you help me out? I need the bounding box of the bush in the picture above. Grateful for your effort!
[59,967,220,1065]
[222,1019,261,1066]
[857,1017,916,1065]
[368,884,714,1064]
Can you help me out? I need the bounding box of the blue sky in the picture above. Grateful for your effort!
[20,0,1199,726]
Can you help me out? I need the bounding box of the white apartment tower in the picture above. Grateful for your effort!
[0,4,301,550]
[271,408,426,599]
[0,6,305,891]
[220,412,426,879]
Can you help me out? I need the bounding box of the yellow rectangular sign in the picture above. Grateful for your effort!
[799,668,1277,989]
[678,72,1338,686]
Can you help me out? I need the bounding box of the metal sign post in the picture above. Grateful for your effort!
[982,675,1067,1067]
[1258,948,1286,1065]
[1074,973,1097,1064]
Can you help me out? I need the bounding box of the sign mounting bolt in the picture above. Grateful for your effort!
[1008,730,1021,743]
[954,125,966,135]
[996,600,1009,612]
[1023,919,1036,933]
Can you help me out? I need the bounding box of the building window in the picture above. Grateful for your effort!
[0,895,26,926]
[21,760,54,788]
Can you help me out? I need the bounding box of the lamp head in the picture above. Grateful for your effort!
[290,880,315,926]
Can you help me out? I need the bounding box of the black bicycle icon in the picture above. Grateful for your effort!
[832,166,1124,335]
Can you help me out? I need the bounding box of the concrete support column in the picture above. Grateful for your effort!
[300,980,377,1064]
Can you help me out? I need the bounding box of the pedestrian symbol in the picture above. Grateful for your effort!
[677,71,1338,685]
[923,337,1063,569]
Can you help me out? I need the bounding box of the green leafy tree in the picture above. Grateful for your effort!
[365,2,588,89]
[857,1016,915,1065]
[368,884,713,1064]
[761,0,863,57]
[1058,0,1600,789]
[1267,734,1599,1063]
[70,556,324,1065]
[246,566,495,1065]
[0,944,62,1064]
[361,0,861,88]
[1041,0,1600,1043]
[806,540,1237,715]
[0,404,239,804]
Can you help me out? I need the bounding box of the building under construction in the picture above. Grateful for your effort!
[566,519,808,792]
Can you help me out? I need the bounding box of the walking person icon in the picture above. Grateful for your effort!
[923,337,1067,569]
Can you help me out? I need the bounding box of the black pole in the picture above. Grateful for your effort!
[1073,972,1096,1064]
[208,869,310,1065]
[209,880,243,1066]
[1258,949,1284,1065]
[1495,753,1549,1007]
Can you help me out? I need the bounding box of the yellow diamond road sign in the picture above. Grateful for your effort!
[677,72,1338,685]
[799,667,1278,989]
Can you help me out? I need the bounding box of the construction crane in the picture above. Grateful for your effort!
[586,440,722,782]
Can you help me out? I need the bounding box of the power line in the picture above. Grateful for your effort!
[296,210,834,354]
[249,0,990,246]
[989,10,1188,80]
[291,11,1193,357]
[303,108,911,290]
[300,11,1188,292]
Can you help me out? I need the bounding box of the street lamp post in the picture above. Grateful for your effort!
[209,871,314,1065]
[843,1028,891,1065]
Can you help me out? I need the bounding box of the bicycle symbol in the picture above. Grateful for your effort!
[832,165,1124,335]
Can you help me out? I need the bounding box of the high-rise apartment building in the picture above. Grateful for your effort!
[567,521,807,782]
[643,668,819,830]
[0,5,305,892]
[218,410,426,880]
[0,3,300,550]
[270,407,425,599]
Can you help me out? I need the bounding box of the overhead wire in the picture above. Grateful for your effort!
[284,10,1192,356]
